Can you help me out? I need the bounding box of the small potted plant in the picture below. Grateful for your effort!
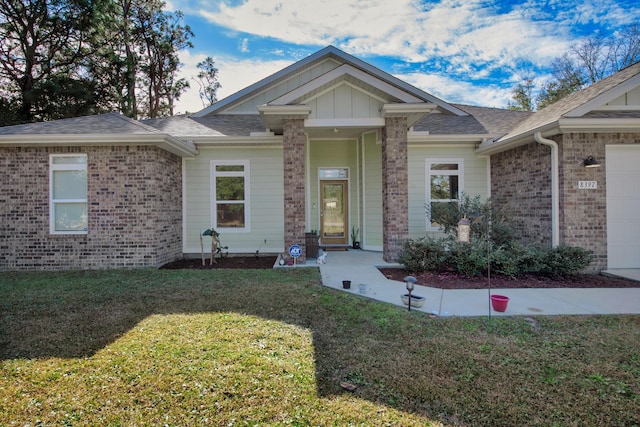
[350,227,360,249]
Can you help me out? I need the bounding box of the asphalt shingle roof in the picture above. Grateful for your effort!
[498,61,640,142]
[142,114,266,137]
[0,112,162,135]
[413,104,532,135]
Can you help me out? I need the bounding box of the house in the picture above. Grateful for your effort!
[1,46,638,271]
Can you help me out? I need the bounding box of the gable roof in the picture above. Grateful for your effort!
[192,45,468,118]
[477,61,640,154]
[0,112,197,157]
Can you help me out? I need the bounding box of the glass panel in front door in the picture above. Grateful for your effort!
[321,181,348,244]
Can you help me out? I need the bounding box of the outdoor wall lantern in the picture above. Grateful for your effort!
[457,217,471,243]
[404,276,417,311]
[583,156,601,168]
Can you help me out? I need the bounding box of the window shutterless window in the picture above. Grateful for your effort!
[211,160,250,231]
[50,154,88,234]
[426,159,463,230]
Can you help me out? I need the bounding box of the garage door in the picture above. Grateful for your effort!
[606,145,640,268]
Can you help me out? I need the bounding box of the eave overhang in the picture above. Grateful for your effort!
[475,117,640,156]
[0,133,198,157]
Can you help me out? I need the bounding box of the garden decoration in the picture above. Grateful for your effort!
[402,276,424,311]
[200,228,229,266]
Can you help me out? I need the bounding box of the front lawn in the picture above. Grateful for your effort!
[1,269,638,426]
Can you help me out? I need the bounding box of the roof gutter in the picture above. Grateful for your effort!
[533,132,559,247]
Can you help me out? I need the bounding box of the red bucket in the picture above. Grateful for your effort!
[490,295,509,312]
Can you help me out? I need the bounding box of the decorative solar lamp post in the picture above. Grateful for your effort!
[457,217,470,244]
[404,276,417,311]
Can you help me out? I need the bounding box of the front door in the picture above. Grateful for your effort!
[320,180,349,245]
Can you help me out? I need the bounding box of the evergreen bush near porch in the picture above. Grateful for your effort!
[403,195,592,276]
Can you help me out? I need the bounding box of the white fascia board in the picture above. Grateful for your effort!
[0,133,198,157]
[381,103,437,116]
[304,118,385,128]
[558,117,640,132]
[409,133,491,145]
[191,136,283,147]
[474,123,560,155]
[565,73,640,117]
[257,105,312,116]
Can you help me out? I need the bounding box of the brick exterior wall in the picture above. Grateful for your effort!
[491,132,640,272]
[382,116,409,261]
[0,145,183,271]
[282,118,307,263]
[490,141,553,246]
[560,132,639,270]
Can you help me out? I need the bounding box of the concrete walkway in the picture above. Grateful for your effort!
[311,249,640,317]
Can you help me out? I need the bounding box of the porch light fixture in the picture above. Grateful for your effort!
[457,217,471,243]
[583,156,601,168]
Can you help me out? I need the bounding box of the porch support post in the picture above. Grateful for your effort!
[283,118,307,263]
[381,116,409,262]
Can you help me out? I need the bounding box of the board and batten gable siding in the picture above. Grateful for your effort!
[606,85,640,106]
[407,144,489,239]
[225,59,342,113]
[362,131,383,249]
[183,146,284,254]
[308,84,385,119]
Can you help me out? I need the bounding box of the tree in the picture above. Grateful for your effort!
[195,56,221,107]
[0,0,96,123]
[0,0,193,124]
[507,79,534,111]
[508,24,640,111]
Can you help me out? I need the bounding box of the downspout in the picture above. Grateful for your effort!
[533,132,559,247]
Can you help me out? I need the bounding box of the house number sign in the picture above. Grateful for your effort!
[578,181,597,189]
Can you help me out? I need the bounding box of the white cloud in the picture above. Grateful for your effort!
[400,72,514,108]
[194,0,572,71]
[174,50,293,114]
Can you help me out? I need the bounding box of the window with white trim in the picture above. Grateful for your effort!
[50,154,88,234]
[211,160,250,230]
[426,159,463,229]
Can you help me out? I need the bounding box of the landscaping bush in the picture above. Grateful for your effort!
[539,245,593,276]
[411,194,593,277]
[399,236,448,273]
[400,238,591,278]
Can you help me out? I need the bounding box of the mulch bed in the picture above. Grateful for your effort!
[160,256,638,289]
[161,256,277,269]
[378,268,640,289]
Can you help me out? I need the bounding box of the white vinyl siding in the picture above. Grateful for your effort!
[228,59,341,113]
[408,146,488,238]
[362,132,383,248]
[183,147,283,253]
[49,154,88,234]
[307,84,385,119]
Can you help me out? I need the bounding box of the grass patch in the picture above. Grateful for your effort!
[1,269,639,426]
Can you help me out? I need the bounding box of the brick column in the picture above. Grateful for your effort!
[283,118,307,263]
[382,116,409,261]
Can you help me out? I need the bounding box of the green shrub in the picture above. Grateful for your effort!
[399,237,448,273]
[539,245,592,276]
[400,236,591,278]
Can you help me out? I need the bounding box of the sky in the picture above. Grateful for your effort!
[165,0,639,115]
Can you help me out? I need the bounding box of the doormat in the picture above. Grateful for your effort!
[321,246,349,251]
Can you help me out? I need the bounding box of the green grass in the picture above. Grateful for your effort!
[1,269,639,426]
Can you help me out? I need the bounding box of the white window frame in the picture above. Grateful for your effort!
[210,160,250,232]
[426,158,464,231]
[49,154,88,235]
